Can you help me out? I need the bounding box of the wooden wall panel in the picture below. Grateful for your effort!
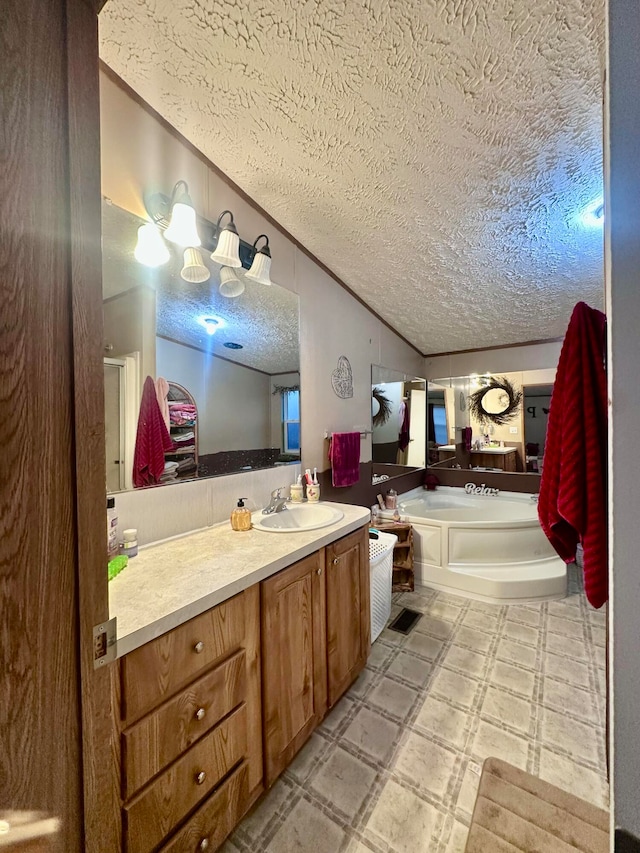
[65,0,121,850]
[1,1,107,850]
[0,1,84,850]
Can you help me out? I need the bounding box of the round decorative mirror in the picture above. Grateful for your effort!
[468,377,522,425]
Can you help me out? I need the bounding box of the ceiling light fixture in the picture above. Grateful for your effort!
[218,266,245,298]
[180,248,211,283]
[164,181,201,246]
[245,234,272,286]
[199,316,223,336]
[134,222,170,267]
[579,197,604,228]
[210,210,242,268]
[224,342,244,350]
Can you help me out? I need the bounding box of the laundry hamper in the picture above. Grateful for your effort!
[369,531,397,642]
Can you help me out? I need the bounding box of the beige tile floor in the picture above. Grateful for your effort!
[225,567,608,852]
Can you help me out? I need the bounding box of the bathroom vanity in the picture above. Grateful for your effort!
[108,504,370,852]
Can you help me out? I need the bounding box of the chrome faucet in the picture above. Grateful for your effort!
[262,487,288,515]
[530,494,539,503]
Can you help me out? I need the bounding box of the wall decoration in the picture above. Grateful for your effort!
[331,355,354,398]
[459,391,466,412]
[468,376,522,426]
[371,387,392,427]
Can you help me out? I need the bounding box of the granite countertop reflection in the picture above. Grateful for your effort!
[109,501,370,657]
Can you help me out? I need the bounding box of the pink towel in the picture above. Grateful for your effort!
[133,376,174,488]
[155,376,170,431]
[329,432,361,487]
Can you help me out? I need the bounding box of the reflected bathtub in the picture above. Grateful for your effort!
[379,486,566,603]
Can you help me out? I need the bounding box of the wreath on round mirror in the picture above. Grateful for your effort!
[372,387,392,427]
[468,376,522,426]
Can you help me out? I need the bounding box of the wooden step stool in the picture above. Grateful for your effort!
[465,758,609,852]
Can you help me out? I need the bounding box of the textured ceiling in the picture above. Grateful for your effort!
[99,0,605,355]
[102,201,300,374]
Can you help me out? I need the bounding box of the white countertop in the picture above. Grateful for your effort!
[109,501,370,657]
[470,446,516,455]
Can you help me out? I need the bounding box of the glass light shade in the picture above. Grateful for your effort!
[210,228,242,267]
[218,266,245,298]
[134,223,170,267]
[165,201,201,247]
[245,248,272,285]
[180,248,210,284]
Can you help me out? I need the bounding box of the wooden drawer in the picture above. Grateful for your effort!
[122,650,246,798]
[158,762,248,853]
[121,592,246,724]
[124,704,247,853]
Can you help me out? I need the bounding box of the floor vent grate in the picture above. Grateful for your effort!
[387,607,422,635]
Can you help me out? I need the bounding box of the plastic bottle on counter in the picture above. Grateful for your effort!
[385,489,398,510]
[120,529,138,558]
[107,497,118,560]
[231,498,252,531]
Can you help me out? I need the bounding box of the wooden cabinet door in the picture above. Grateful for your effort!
[261,550,327,785]
[326,526,370,708]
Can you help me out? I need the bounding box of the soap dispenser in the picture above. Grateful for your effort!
[231,498,252,531]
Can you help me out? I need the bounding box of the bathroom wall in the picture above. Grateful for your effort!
[100,68,423,532]
[156,336,271,454]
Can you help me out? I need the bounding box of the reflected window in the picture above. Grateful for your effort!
[431,404,447,445]
[282,390,300,454]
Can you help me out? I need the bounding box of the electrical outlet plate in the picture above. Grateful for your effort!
[509,426,518,434]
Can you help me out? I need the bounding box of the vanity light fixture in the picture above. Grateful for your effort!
[210,210,242,268]
[218,266,245,298]
[245,234,272,286]
[134,222,170,267]
[164,181,201,247]
[180,248,211,284]
[137,183,274,288]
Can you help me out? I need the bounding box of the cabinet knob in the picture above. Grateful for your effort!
[198,839,210,851]
[195,707,206,721]
[195,770,206,785]
[333,557,339,564]
[194,641,205,654]
[316,567,322,575]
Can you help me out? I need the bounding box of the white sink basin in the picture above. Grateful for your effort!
[252,503,344,532]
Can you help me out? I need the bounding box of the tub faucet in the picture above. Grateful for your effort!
[530,494,539,503]
[262,487,288,514]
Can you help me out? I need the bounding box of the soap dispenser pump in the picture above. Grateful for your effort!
[231,498,252,531]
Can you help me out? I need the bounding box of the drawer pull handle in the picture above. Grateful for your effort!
[194,641,205,654]
[198,839,210,851]
[195,707,206,721]
[195,770,206,785]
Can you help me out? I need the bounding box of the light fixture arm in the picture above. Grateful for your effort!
[252,234,271,257]
[169,179,190,205]
[215,209,238,234]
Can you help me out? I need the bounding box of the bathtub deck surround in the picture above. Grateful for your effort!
[224,572,607,853]
[379,486,566,604]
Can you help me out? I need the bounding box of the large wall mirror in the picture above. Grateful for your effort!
[102,200,300,491]
[371,365,426,483]
[427,368,555,475]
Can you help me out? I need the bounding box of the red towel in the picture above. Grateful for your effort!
[133,376,174,488]
[538,302,608,608]
[329,432,361,487]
